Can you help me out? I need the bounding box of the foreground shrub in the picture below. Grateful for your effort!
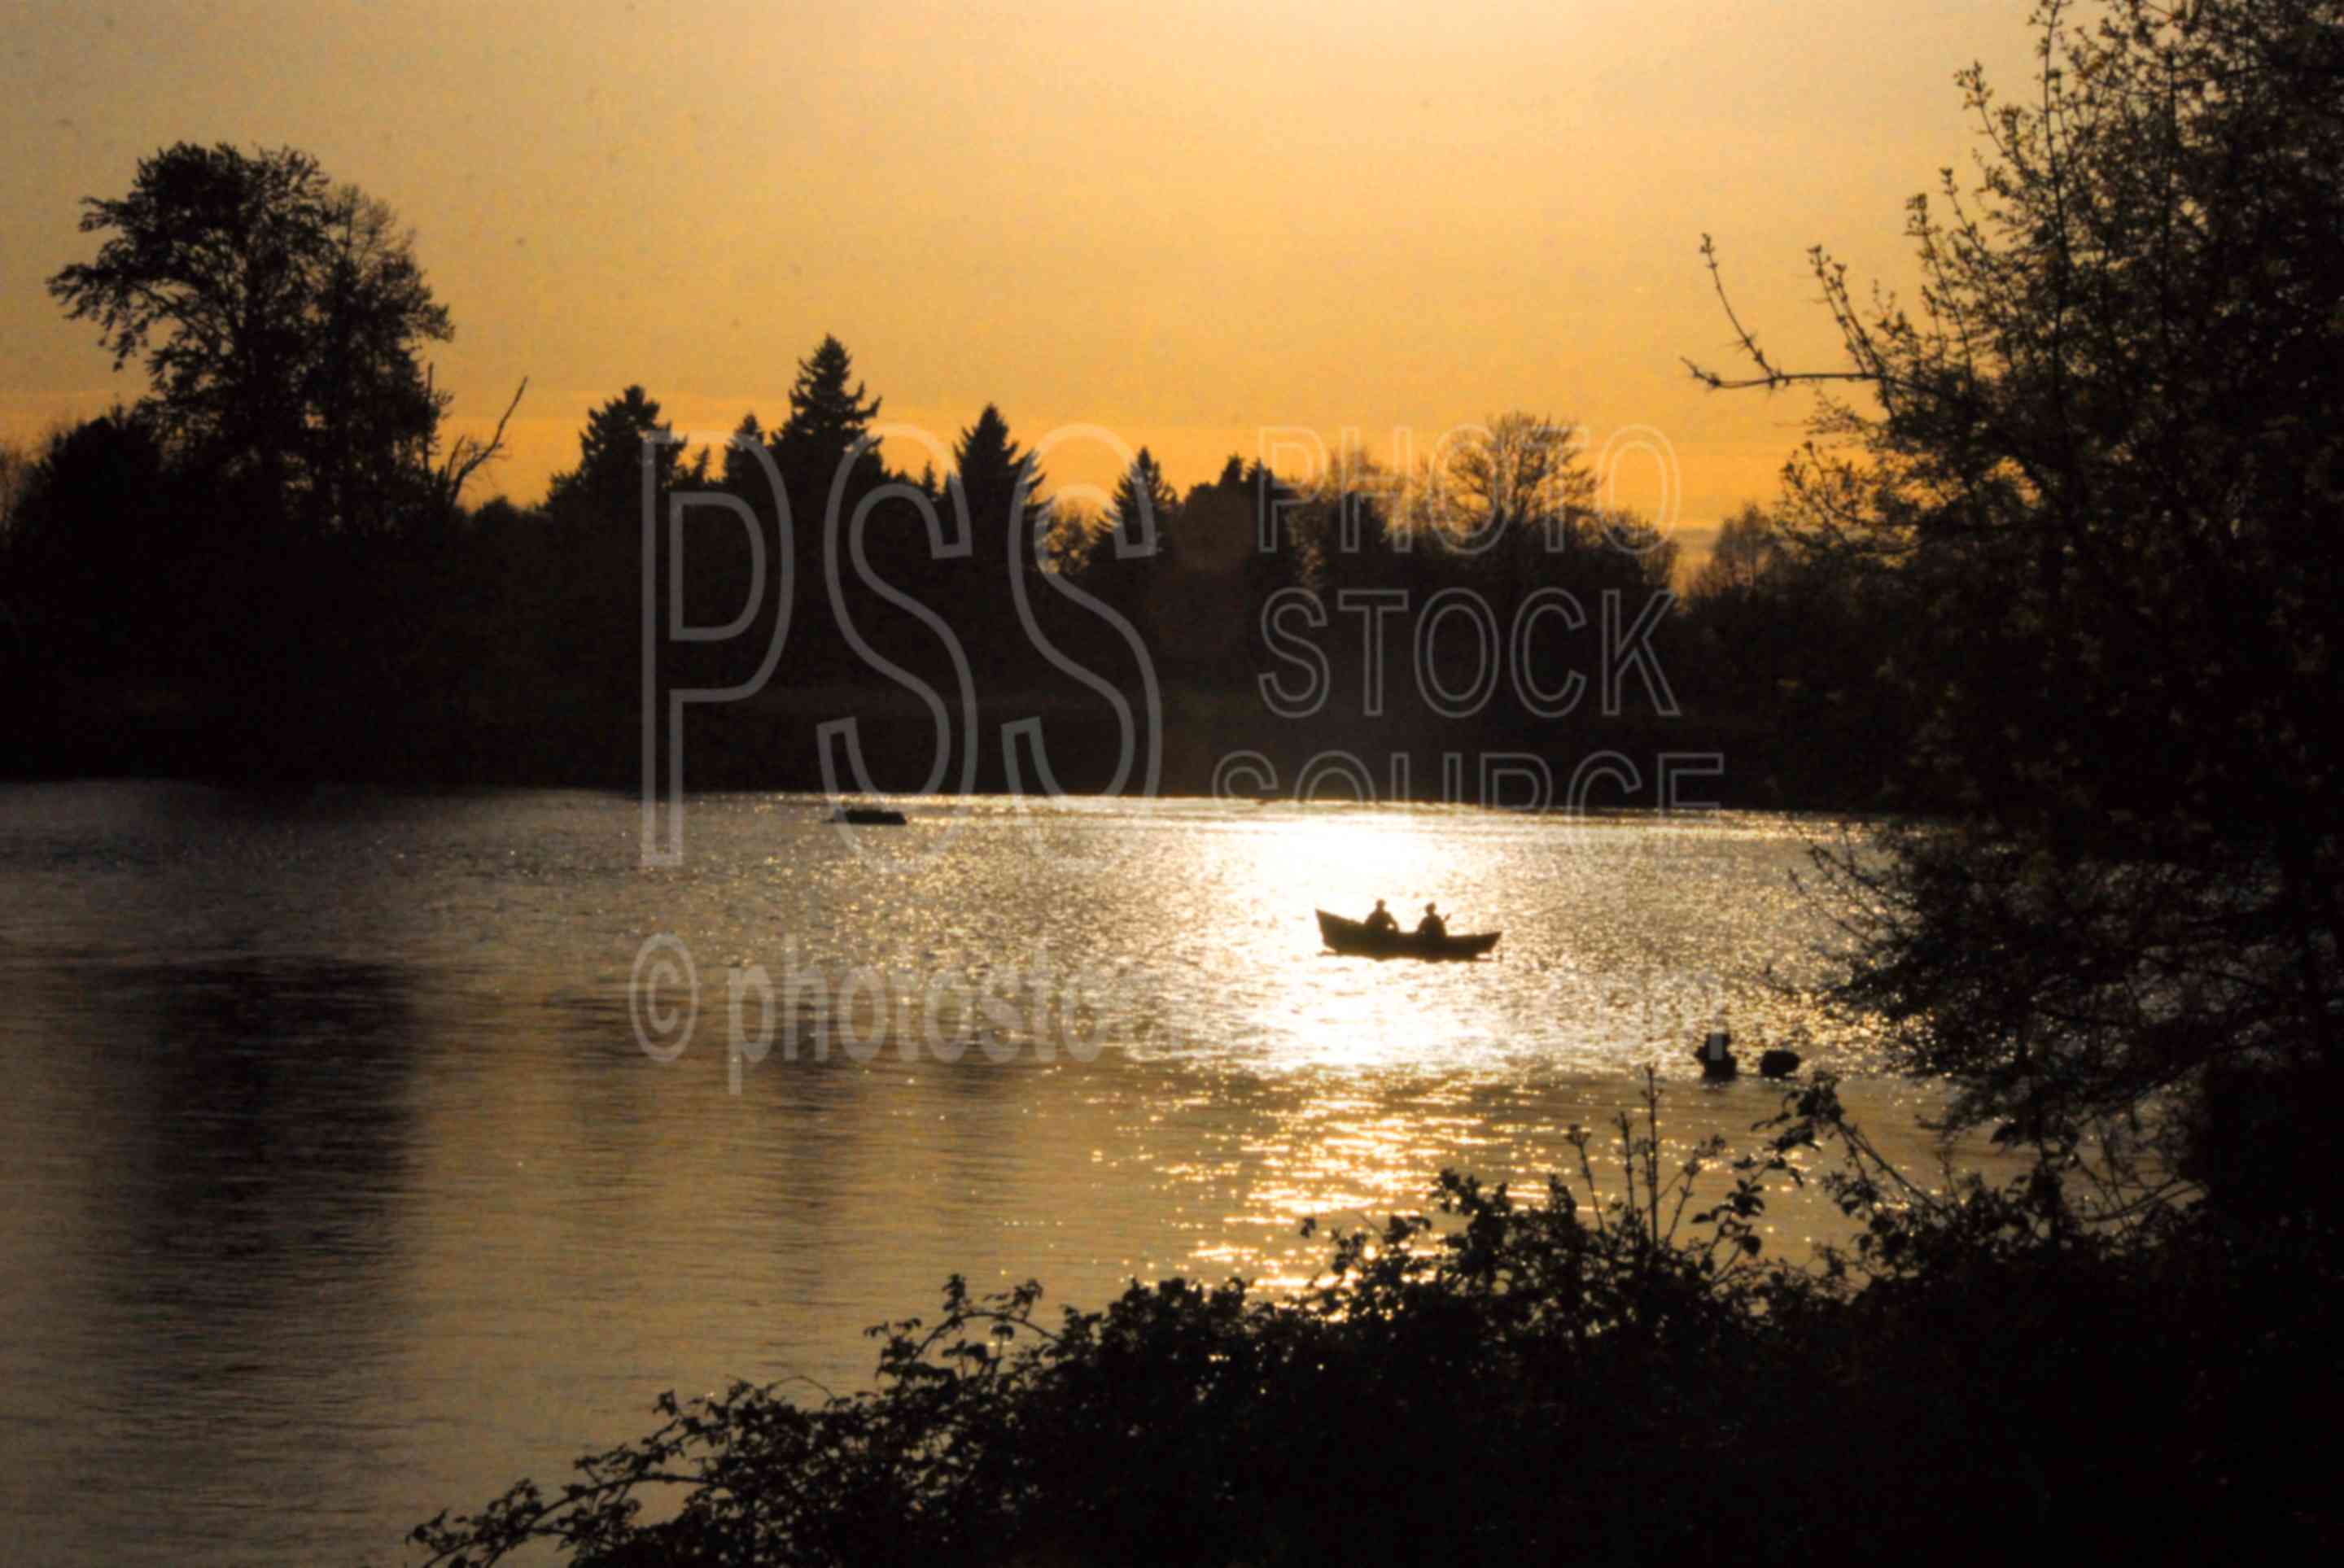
[409,1077,2338,1566]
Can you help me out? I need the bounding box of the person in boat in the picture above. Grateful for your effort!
[1696,1029,1738,1079]
[1416,902,1447,940]
[1364,898,1398,934]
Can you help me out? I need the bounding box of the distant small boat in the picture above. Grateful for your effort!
[1693,1030,1802,1081]
[1315,909,1500,961]
[828,805,907,826]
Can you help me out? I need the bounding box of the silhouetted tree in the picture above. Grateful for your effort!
[719,411,768,497]
[545,386,690,529]
[1695,0,2344,1213]
[951,404,1049,567]
[0,435,29,664]
[1152,459,1262,675]
[1298,448,1396,579]
[0,436,32,553]
[542,387,706,689]
[47,142,455,537]
[774,334,886,525]
[1587,509,1680,599]
[1078,448,1175,594]
[1238,457,1310,610]
[947,404,1052,676]
[1111,449,1177,536]
[300,192,452,536]
[1054,448,1178,683]
[1436,413,1607,630]
[1686,503,1779,604]
[768,337,899,681]
[1440,413,1590,552]
[3,409,180,673]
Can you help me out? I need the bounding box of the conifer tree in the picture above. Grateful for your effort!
[773,334,885,524]
[544,386,686,530]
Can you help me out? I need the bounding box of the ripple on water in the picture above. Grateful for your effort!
[0,787,2005,1568]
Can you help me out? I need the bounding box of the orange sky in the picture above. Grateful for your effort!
[2,0,2044,558]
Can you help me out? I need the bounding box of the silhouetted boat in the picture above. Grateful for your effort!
[828,805,907,825]
[1315,909,1501,960]
[1692,1030,1802,1081]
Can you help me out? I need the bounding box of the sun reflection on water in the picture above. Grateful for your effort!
[709,797,1970,1293]
[0,785,2053,1568]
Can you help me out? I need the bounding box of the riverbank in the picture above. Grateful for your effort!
[415,1079,2324,1567]
[2,670,1896,812]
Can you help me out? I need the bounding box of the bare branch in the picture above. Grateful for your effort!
[1682,234,1880,392]
[438,375,528,510]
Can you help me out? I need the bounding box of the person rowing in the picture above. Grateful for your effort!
[1363,898,1398,934]
[1416,902,1447,939]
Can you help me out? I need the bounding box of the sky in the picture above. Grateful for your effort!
[1,0,2044,554]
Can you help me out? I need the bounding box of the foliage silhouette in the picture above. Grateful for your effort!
[1692,0,2344,1211]
[409,1072,2333,1566]
[48,142,461,538]
[18,154,1898,800]
[775,334,886,523]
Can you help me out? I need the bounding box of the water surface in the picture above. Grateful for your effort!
[0,784,2008,1565]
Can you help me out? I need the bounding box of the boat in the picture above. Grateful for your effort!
[1692,1029,1802,1081]
[827,805,907,826]
[1315,909,1501,960]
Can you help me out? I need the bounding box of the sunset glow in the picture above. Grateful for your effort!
[3,0,2037,550]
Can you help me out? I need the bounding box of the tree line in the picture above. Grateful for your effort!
[0,140,1908,799]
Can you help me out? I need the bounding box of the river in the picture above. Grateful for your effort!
[0,783,2015,1565]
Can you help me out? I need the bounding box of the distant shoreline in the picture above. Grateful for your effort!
[1,674,1898,814]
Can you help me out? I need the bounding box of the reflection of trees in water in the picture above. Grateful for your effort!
[11,954,434,1563]
[105,955,424,1324]
[544,954,1036,1243]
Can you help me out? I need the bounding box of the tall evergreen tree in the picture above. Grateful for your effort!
[540,387,703,690]
[941,404,1050,675]
[720,411,767,497]
[544,386,686,530]
[951,404,1050,564]
[773,334,885,526]
[1106,448,1176,555]
[1069,448,1178,654]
